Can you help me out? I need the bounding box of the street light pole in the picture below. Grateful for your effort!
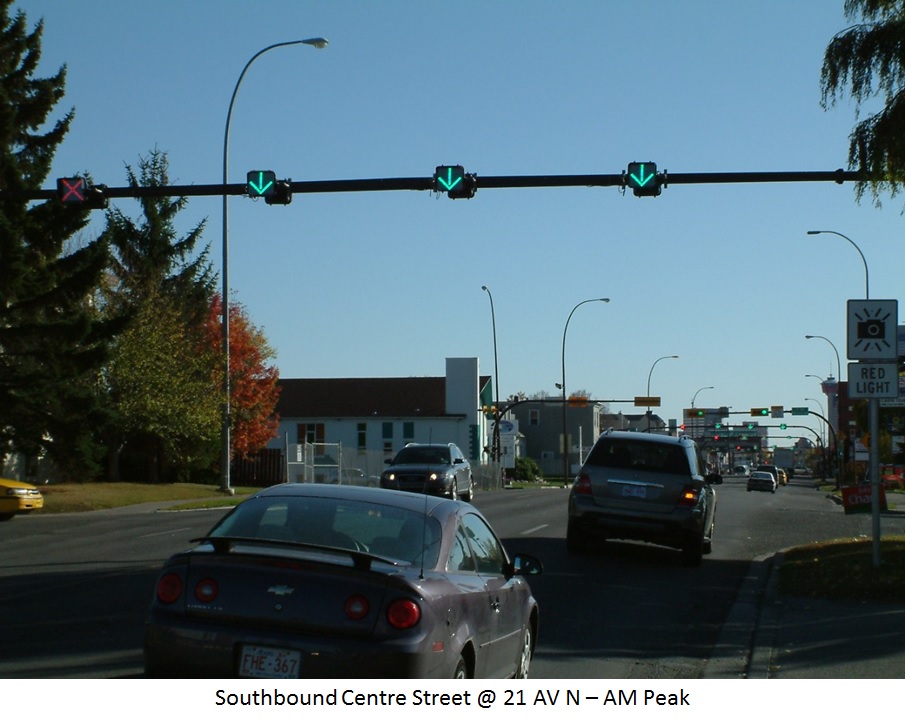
[220,38,328,494]
[481,286,501,485]
[645,356,678,430]
[691,386,714,441]
[561,298,609,485]
[806,230,881,567]
[805,334,842,490]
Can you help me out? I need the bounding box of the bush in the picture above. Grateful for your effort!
[511,457,542,482]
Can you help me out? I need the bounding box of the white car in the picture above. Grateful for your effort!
[746,471,777,493]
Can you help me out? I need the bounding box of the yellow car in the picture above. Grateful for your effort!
[0,478,44,520]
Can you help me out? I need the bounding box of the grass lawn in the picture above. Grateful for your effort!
[37,481,258,513]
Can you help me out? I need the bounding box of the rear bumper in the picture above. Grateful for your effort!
[144,614,445,678]
[568,496,705,549]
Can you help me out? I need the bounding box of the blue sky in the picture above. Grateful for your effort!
[23,1,903,433]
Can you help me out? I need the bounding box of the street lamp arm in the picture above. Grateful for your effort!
[807,230,870,298]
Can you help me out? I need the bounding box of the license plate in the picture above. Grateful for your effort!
[239,645,301,679]
[621,484,646,499]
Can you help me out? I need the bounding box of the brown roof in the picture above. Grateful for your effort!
[276,376,491,418]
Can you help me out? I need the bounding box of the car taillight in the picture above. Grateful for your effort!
[573,474,592,495]
[677,486,701,507]
[386,598,421,629]
[194,577,219,603]
[344,595,370,620]
[156,573,183,604]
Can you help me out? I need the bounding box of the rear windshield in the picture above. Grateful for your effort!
[585,439,691,475]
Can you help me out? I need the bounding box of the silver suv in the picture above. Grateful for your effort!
[566,431,720,566]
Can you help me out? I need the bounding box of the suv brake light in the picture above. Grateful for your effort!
[573,474,592,495]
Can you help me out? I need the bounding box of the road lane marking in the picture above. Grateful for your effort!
[521,524,548,535]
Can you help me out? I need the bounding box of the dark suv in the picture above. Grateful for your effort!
[567,430,721,566]
[379,443,474,501]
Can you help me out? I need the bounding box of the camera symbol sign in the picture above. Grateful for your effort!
[847,299,898,361]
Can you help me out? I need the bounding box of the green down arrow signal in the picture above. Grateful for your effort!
[436,166,464,191]
[629,163,655,187]
[247,171,276,196]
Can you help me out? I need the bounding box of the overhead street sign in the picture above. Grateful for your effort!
[634,396,661,407]
[847,299,898,361]
[848,362,900,398]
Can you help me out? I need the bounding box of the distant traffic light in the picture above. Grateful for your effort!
[750,407,769,416]
[266,179,292,205]
[56,177,107,209]
[433,165,476,199]
[625,161,662,197]
[779,423,788,430]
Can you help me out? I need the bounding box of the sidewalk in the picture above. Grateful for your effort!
[706,547,905,679]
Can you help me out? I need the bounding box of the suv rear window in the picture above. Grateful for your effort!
[585,439,691,476]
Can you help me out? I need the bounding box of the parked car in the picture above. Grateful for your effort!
[326,467,377,486]
[733,465,750,476]
[379,443,475,501]
[144,483,541,679]
[746,470,777,493]
[0,478,44,521]
[567,431,720,566]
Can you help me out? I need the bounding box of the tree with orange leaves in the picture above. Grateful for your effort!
[204,293,281,460]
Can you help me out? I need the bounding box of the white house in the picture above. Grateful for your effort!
[267,357,495,485]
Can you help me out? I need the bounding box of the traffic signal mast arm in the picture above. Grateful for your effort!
[15,168,866,203]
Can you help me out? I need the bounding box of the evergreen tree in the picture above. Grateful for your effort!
[0,3,112,479]
[821,0,905,202]
[100,148,214,323]
[98,149,216,480]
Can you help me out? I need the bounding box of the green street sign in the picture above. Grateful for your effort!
[791,407,809,416]
[626,161,661,197]
[246,170,277,198]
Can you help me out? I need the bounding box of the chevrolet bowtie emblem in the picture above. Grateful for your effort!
[267,585,295,596]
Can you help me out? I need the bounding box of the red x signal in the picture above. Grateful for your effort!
[57,177,87,202]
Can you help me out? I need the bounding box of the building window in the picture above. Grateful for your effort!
[357,423,367,452]
[382,422,393,439]
[529,409,540,426]
[403,421,414,441]
[297,423,325,455]
[383,440,394,457]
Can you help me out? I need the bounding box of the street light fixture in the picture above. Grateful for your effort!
[561,298,610,485]
[220,38,328,494]
[645,355,678,430]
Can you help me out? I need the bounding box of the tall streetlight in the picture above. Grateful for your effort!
[220,38,328,494]
[808,230,881,566]
[645,355,678,430]
[690,386,714,440]
[805,335,842,491]
[481,286,501,483]
[805,396,827,475]
[561,297,610,484]
[807,230,870,298]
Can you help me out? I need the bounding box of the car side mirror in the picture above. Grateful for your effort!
[508,553,543,577]
[706,473,723,485]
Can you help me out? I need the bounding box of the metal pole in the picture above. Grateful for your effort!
[561,298,609,485]
[220,38,327,494]
[482,286,501,487]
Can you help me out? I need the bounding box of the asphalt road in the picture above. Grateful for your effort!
[1,476,897,678]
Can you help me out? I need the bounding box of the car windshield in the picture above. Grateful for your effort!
[393,446,451,465]
[208,494,442,568]
[585,439,691,475]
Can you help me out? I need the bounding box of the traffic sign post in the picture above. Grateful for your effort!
[846,298,898,569]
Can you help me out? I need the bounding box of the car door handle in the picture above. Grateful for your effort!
[489,597,501,612]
